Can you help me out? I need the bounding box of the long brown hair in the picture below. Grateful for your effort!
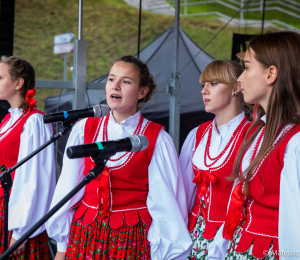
[200,60,253,120]
[230,31,300,196]
[1,56,35,111]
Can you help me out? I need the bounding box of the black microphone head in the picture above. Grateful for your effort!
[93,104,110,117]
[129,135,149,153]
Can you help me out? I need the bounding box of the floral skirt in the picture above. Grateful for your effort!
[225,225,275,260]
[0,197,50,259]
[187,215,213,260]
[65,208,151,260]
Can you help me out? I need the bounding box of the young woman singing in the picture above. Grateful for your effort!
[47,55,192,260]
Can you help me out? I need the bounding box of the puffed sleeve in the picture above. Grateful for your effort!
[279,132,300,258]
[46,119,87,252]
[179,127,198,213]
[147,130,192,260]
[9,113,56,240]
[208,132,300,260]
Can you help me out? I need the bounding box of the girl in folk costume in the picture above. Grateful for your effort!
[179,60,252,260]
[47,55,192,260]
[208,31,300,260]
[0,56,56,258]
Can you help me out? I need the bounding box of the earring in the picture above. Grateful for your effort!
[233,90,242,96]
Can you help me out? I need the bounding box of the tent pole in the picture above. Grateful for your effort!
[169,0,181,153]
[73,0,87,110]
[137,0,142,59]
[261,0,266,33]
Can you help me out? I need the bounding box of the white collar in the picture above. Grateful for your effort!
[212,112,245,137]
[109,110,141,127]
[8,107,23,117]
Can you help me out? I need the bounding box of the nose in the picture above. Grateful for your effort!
[201,82,209,95]
[237,70,245,84]
[109,78,121,91]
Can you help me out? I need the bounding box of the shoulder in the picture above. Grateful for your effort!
[26,110,44,122]
[24,111,51,132]
[286,128,300,153]
[70,118,89,135]
[155,128,176,152]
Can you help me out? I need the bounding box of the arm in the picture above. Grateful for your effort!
[147,130,192,260]
[9,113,56,240]
[279,132,300,257]
[46,119,87,253]
[179,127,198,213]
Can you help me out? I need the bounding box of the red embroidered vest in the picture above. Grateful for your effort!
[73,116,164,229]
[0,108,43,198]
[188,119,251,240]
[234,125,300,259]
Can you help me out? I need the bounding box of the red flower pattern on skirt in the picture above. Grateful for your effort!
[0,197,50,259]
[65,208,150,260]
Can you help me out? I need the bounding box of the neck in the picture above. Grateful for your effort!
[112,110,137,124]
[214,105,241,129]
[7,96,23,110]
[260,102,268,114]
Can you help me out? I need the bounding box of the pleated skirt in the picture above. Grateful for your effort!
[65,208,151,260]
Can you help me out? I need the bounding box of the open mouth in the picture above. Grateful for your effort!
[111,94,121,100]
[204,99,210,103]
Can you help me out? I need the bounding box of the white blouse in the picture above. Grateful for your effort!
[179,112,246,213]
[0,107,56,240]
[46,110,192,260]
[208,115,300,260]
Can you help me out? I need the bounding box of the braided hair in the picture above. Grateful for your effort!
[1,56,35,111]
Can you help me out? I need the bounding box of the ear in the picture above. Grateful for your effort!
[232,83,241,96]
[14,78,24,91]
[138,86,149,100]
[266,65,278,85]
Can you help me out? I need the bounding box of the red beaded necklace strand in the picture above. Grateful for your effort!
[103,113,144,161]
[204,116,248,168]
[240,123,285,174]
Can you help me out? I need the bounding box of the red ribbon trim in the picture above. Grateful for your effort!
[98,166,110,215]
[193,169,217,219]
[223,183,245,240]
[26,89,37,109]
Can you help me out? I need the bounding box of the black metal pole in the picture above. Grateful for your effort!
[3,188,10,254]
[261,0,266,34]
[3,196,8,253]
[137,0,142,59]
[0,140,115,259]
[0,118,76,257]
[0,171,98,259]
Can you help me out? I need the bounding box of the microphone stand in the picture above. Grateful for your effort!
[0,114,79,258]
[0,146,115,260]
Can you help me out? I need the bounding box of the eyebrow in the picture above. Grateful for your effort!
[243,60,250,64]
[108,74,133,80]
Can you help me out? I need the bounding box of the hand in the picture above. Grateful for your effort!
[54,251,66,260]
[9,238,26,256]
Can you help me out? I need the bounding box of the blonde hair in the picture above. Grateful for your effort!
[200,60,253,120]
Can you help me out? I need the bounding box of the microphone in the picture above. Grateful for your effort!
[43,104,110,123]
[67,135,149,159]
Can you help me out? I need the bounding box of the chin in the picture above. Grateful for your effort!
[243,97,255,105]
[204,107,214,114]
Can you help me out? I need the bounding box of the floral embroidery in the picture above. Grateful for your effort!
[65,208,150,259]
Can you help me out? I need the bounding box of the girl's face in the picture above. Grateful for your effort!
[106,61,148,121]
[0,63,18,102]
[201,81,235,115]
[238,48,273,109]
